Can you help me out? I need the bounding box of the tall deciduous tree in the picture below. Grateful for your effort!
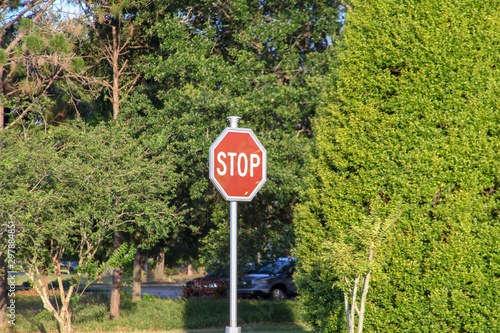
[76,0,142,121]
[122,0,344,269]
[294,0,500,331]
[73,0,148,310]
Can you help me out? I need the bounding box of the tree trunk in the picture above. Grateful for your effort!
[31,263,75,333]
[57,314,71,333]
[132,249,143,301]
[53,303,72,333]
[154,252,165,282]
[142,258,148,282]
[343,290,352,333]
[0,74,4,130]
[111,26,120,120]
[0,104,4,130]
[110,232,122,320]
[41,296,73,333]
[41,272,49,290]
[343,243,374,333]
[0,253,6,324]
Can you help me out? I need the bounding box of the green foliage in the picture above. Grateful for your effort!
[23,35,46,53]
[84,243,136,282]
[71,57,85,73]
[0,49,6,66]
[0,120,182,304]
[1,4,85,130]
[165,266,179,276]
[122,0,344,269]
[22,280,34,289]
[19,17,34,31]
[294,0,500,332]
[49,33,69,52]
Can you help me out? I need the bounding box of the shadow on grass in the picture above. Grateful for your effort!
[184,297,309,332]
[15,294,58,332]
[15,291,309,332]
[180,323,311,333]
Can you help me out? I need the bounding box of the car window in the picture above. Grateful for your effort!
[256,261,290,275]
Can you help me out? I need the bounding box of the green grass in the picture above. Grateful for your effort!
[13,293,310,332]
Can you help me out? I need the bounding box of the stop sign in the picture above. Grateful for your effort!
[209,128,267,201]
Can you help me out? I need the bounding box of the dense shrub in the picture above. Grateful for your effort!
[294,0,500,332]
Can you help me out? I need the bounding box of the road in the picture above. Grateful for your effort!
[87,283,184,298]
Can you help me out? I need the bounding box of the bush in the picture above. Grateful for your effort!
[22,280,34,289]
[294,0,500,332]
[165,266,179,276]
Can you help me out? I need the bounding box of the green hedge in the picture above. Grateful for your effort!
[294,0,500,332]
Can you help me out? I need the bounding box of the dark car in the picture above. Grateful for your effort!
[69,262,79,274]
[238,257,297,300]
[183,272,229,298]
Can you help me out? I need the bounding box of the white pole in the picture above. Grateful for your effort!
[229,201,238,329]
[226,116,241,333]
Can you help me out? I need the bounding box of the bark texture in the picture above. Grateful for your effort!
[110,232,122,319]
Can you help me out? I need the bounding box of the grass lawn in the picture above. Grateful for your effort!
[12,292,310,332]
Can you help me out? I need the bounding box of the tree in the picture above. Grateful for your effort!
[0,218,10,325]
[0,0,86,130]
[294,0,500,331]
[0,121,182,331]
[74,0,152,307]
[76,0,142,121]
[122,0,344,270]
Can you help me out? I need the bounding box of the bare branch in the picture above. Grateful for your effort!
[4,65,63,131]
[5,0,58,54]
[121,73,141,97]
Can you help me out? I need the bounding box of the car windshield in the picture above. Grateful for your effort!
[255,261,290,275]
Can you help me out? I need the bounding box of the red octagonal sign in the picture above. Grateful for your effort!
[209,128,267,201]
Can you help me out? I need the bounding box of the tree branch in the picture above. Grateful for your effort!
[3,66,63,131]
[357,243,374,333]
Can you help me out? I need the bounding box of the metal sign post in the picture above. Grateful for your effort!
[228,200,239,333]
[209,116,267,333]
[228,116,240,333]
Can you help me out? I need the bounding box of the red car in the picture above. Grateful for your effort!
[183,272,229,298]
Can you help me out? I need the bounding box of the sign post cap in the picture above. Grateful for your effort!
[227,116,241,128]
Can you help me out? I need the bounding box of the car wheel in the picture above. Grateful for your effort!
[270,287,286,301]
